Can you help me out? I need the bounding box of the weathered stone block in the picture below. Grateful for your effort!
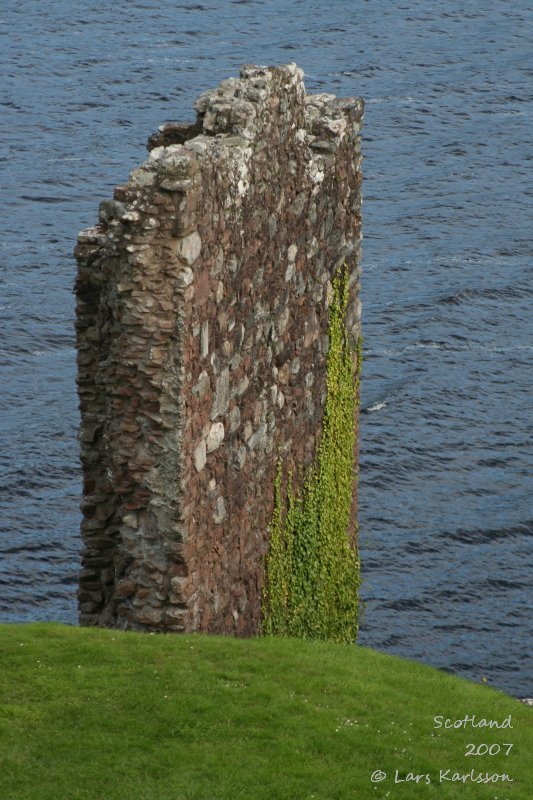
[176,232,202,265]
[206,422,225,453]
[193,439,207,472]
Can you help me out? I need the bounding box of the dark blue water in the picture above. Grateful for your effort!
[1,1,531,697]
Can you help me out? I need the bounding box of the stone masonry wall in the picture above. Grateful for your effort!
[75,63,363,634]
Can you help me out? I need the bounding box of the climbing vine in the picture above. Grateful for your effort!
[262,264,362,643]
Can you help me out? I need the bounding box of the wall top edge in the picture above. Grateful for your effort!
[144,61,363,160]
[75,62,363,245]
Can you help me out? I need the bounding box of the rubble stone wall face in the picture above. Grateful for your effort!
[75,63,363,634]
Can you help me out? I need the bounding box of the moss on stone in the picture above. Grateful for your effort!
[262,264,361,642]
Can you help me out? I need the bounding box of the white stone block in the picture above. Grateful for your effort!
[176,232,202,265]
[193,439,207,472]
[206,422,225,453]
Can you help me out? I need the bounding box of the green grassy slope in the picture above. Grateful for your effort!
[0,623,530,799]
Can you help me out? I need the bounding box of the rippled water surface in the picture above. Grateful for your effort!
[1,1,531,696]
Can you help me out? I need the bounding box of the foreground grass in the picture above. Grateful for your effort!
[0,624,530,800]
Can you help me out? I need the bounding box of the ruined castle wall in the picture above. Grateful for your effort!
[75,63,363,634]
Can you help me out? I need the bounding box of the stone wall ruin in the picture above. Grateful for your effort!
[75,63,363,634]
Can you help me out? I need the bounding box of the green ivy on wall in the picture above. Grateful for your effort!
[262,264,362,643]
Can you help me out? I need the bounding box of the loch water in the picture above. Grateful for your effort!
[0,1,531,697]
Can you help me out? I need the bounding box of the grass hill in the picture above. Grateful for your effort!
[0,623,530,799]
